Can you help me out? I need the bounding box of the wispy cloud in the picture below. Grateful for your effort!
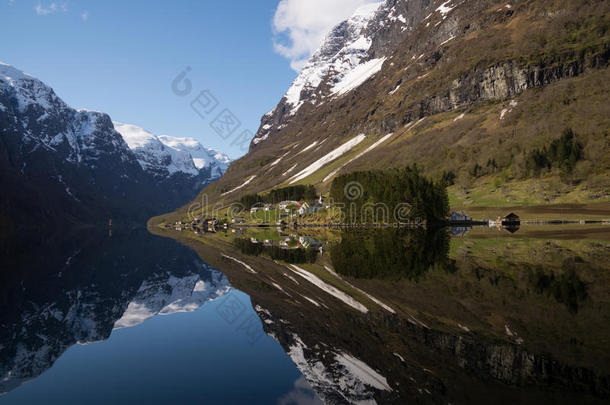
[34,2,68,15]
[35,2,57,15]
[272,0,380,72]
[81,11,88,21]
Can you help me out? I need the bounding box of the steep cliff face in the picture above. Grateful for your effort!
[185,0,609,210]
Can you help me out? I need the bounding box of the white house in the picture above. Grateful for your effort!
[278,201,300,210]
[450,211,471,222]
[298,202,311,215]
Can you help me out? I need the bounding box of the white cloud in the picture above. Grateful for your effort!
[272,0,380,72]
[81,11,88,21]
[35,2,57,15]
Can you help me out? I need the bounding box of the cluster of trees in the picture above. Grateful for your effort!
[526,128,584,176]
[239,185,317,209]
[329,165,449,223]
[233,238,318,263]
[329,228,454,280]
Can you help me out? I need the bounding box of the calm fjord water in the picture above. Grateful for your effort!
[0,229,320,405]
[1,225,609,404]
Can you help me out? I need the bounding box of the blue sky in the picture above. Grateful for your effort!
[1,0,374,158]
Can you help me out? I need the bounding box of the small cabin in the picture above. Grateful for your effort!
[502,213,520,225]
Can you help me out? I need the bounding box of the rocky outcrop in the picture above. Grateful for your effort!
[418,44,610,118]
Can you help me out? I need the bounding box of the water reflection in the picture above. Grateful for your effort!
[191,224,610,403]
[0,229,228,395]
[329,227,455,280]
[2,223,609,404]
[0,228,319,404]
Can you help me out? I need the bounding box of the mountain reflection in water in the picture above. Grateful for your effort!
[0,228,319,404]
[187,225,610,404]
[1,224,609,404]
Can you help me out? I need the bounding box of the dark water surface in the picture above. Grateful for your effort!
[0,229,320,404]
[1,225,609,404]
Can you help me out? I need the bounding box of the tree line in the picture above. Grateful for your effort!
[329,165,449,223]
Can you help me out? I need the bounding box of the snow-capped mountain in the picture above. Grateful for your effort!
[113,122,199,177]
[157,135,231,179]
[0,62,137,169]
[252,0,420,147]
[113,123,231,180]
[0,62,229,225]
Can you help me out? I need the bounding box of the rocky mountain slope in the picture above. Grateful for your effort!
[0,62,228,232]
[183,0,609,213]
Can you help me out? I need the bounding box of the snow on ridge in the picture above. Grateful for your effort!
[289,134,366,184]
[158,134,231,177]
[0,62,35,82]
[0,61,64,113]
[114,270,231,330]
[282,2,384,115]
[113,122,199,177]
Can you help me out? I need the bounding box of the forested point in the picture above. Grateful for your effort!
[330,165,449,223]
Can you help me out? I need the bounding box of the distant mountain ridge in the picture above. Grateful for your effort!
[0,62,229,230]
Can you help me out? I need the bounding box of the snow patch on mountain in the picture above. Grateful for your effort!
[289,134,366,184]
[287,265,368,313]
[331,57,386,95]
[1,62,135,167]
[283,332,389,404]
[221,175,257,196]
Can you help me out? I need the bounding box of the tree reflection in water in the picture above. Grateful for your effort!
[330,227,456,280]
